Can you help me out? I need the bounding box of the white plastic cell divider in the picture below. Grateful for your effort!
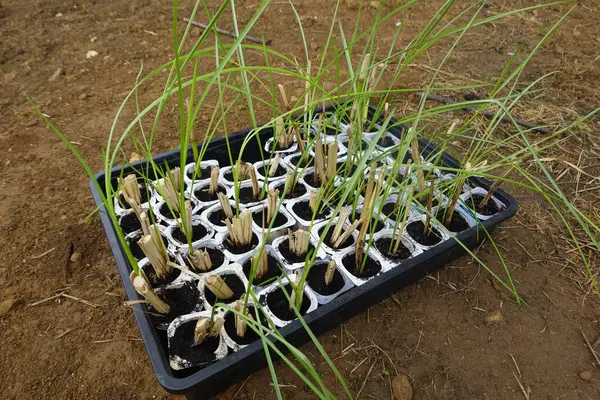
[369,228,422,267]
[285,196,333,229]
[178,240,229,275]
[235,245,286,293]
[167,309,228,370]
[152,198,201,226]
[190,181,232,209]
[230,180,268,208]
[264,136,298,154]
[268,178,310,202]
[404,213,450,252]
[183,160,220,188]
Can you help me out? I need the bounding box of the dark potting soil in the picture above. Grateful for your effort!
[292,200,328,221]
[257,164,287,179]
[318,225,354,249]
[159,202,178,220]
[119,212,141,234]
[193,185,226,202]
[184,247,225,273]
[223,306,261,346]
[224,168,252,183]
[119,183,149,208]
[274,141,294,151]
[151,281,203,328]
[277,239,315,264]
[186,165,212,180]
[288,153,313,168]
[435,208,470,233]
[223,232,259,255]
[466,193,500,216]
[306,263,344,295]
[414,191,439,208]
[381,202,408,221]
[265,285,310,322]
[375,237,411,262]
[237,186,264,204]
[302,172,322,188]
[322,126,343,137]
[337,161,358,177]
[341,252,382,279]
[207,209,229,227]
[378,135,396,148]
[170,320,220,366]
[242,254,282,286]
[141,254,181,287]
[407,220,443,246]
[203,273,246,306]
[172,224,209,245]
[366,218,385,234]
[251,208,289,229]
[272,181,307,199]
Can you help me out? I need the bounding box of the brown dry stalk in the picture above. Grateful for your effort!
[137,227,169,277]
[358,53,371,81]
[326,142,338,181]
[331,206,351,245]
[130,272,170,314]
[186,249,212,272]
[193,318,209,345]
[206,275,234,300]
[139,211,151,236]
[289,275,303,311]
[252,251,269,279]
[445,162,471,225]
[284,171,298,194]
[345,138,355,173]
[480,167,513,208]
[268,154,281,177]
[209,166,219,195]
[121,174,142,206]
[225,211,253,247]
[324,260,336,286]
[234,301,249,338]
[355,216,370,270]
[410,138,426,193]
[333,218,361,248]
[248,166,259,199]
[314,135,325,184]
[309,189,320,214]
[361,164,377,211]
[423,182,435,234]
[217,193,233,219]
[266,189,279,225]
[160,168,181,213]
[184,200,193,235]
[288,229,310,256]
[393,185,414,254]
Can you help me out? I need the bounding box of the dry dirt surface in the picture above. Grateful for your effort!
[2,0,600,399]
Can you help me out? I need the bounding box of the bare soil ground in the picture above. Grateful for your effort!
[1,0,600,399]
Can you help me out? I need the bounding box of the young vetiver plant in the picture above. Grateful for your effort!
[36,0,600,397]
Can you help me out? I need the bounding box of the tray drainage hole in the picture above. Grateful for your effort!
[265,285,310,322]
[407,220,443,247]
[306,263,344,296]
[341,252,382,279]
[375,237,411,262]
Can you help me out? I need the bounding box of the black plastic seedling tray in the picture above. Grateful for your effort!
[90,110,518,399]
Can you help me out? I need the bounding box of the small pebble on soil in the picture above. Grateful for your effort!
[486,310,503,323]
[392,374,413,400]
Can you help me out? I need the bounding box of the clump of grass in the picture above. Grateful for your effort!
[287,228,310,257]
[225,211,253,248]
